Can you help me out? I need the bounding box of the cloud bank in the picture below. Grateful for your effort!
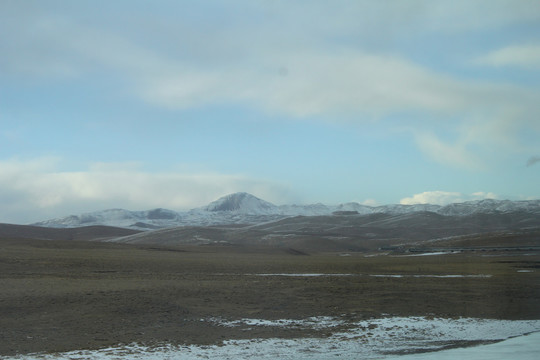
[1,1,539,172]
[0,1,539,216]
[400,191,498,206]
[475,45,540,69]
[0,159,292,224]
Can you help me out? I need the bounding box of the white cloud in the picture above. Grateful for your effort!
[414,0,540,33]
[362,199,378,206]
[142,51,469,116]
[0,159,291,224]
[475,44,540,69]
[413,132,482,170]
[141,48,540,129]
[137,46,540,170]
[472,191,498,199]
[400,191,498,205]
[2,1,540,173]
[400,191,464,206]
[4,2,539,118]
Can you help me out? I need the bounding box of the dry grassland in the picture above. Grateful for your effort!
[1,238,539,356]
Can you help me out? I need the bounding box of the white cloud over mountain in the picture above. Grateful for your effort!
[0,1,539,220]
[400,191,498,206]
[475,44,540,69]
[0,159,291,224]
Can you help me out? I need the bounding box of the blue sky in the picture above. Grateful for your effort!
[1,0,540,223]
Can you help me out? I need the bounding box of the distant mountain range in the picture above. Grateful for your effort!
[32,192,540,230]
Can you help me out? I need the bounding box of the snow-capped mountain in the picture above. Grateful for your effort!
[31,192,540,230]
[33,208,182,229]
[200,192,277,214]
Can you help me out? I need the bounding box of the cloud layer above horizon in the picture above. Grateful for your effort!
[1,1,539,223]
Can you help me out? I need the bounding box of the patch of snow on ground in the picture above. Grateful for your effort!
[252,273,354,277]
[370,274,492,278]
[401,252,457,257]
[247,273,492,278]
[385,331,540,360]
[7,317,540,360]
[207,316,344,329]
[5,317,540,360]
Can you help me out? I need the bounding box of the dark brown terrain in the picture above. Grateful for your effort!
[111,210,540,252]
[0,223,140,242]
[1,230,539,356]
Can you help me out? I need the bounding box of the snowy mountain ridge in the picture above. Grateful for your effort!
[201,192,277,214]
[32,192,540,229]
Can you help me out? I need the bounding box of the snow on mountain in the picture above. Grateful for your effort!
[34,209,137,228]
[437,199,540,216]
[30,192,540,230]
[372,203,442,215]
[278,203,334,216]
[33,208,183,229]
[201,192,278,214]
[333,202,374,214]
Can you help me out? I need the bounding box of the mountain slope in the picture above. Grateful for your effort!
[33,208,182,229]
[0,223,140,242]
[107,210,540,252]
[30,193,540,230]
[202,192,278,214]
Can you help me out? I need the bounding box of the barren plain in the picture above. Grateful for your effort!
[1,234,539,356]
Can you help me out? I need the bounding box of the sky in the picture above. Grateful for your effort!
[1,0,540,224]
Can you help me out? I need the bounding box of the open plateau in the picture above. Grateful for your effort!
[1,193,539,359]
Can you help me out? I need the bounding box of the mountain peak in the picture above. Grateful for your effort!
[203,192,277,213]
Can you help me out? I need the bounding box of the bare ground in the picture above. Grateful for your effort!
[1,238,539,356]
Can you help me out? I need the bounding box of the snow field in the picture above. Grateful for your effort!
[7,317,540,360]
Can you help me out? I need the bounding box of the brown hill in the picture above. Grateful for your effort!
[108,211,540,253]
[0,223,140,242]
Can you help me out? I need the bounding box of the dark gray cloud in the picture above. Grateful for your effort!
[526,156,540,167]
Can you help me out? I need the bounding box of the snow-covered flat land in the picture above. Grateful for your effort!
[386,331,540,360]
[370,274,492,278]
[7,317,540,360]
[248,273,493,279]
